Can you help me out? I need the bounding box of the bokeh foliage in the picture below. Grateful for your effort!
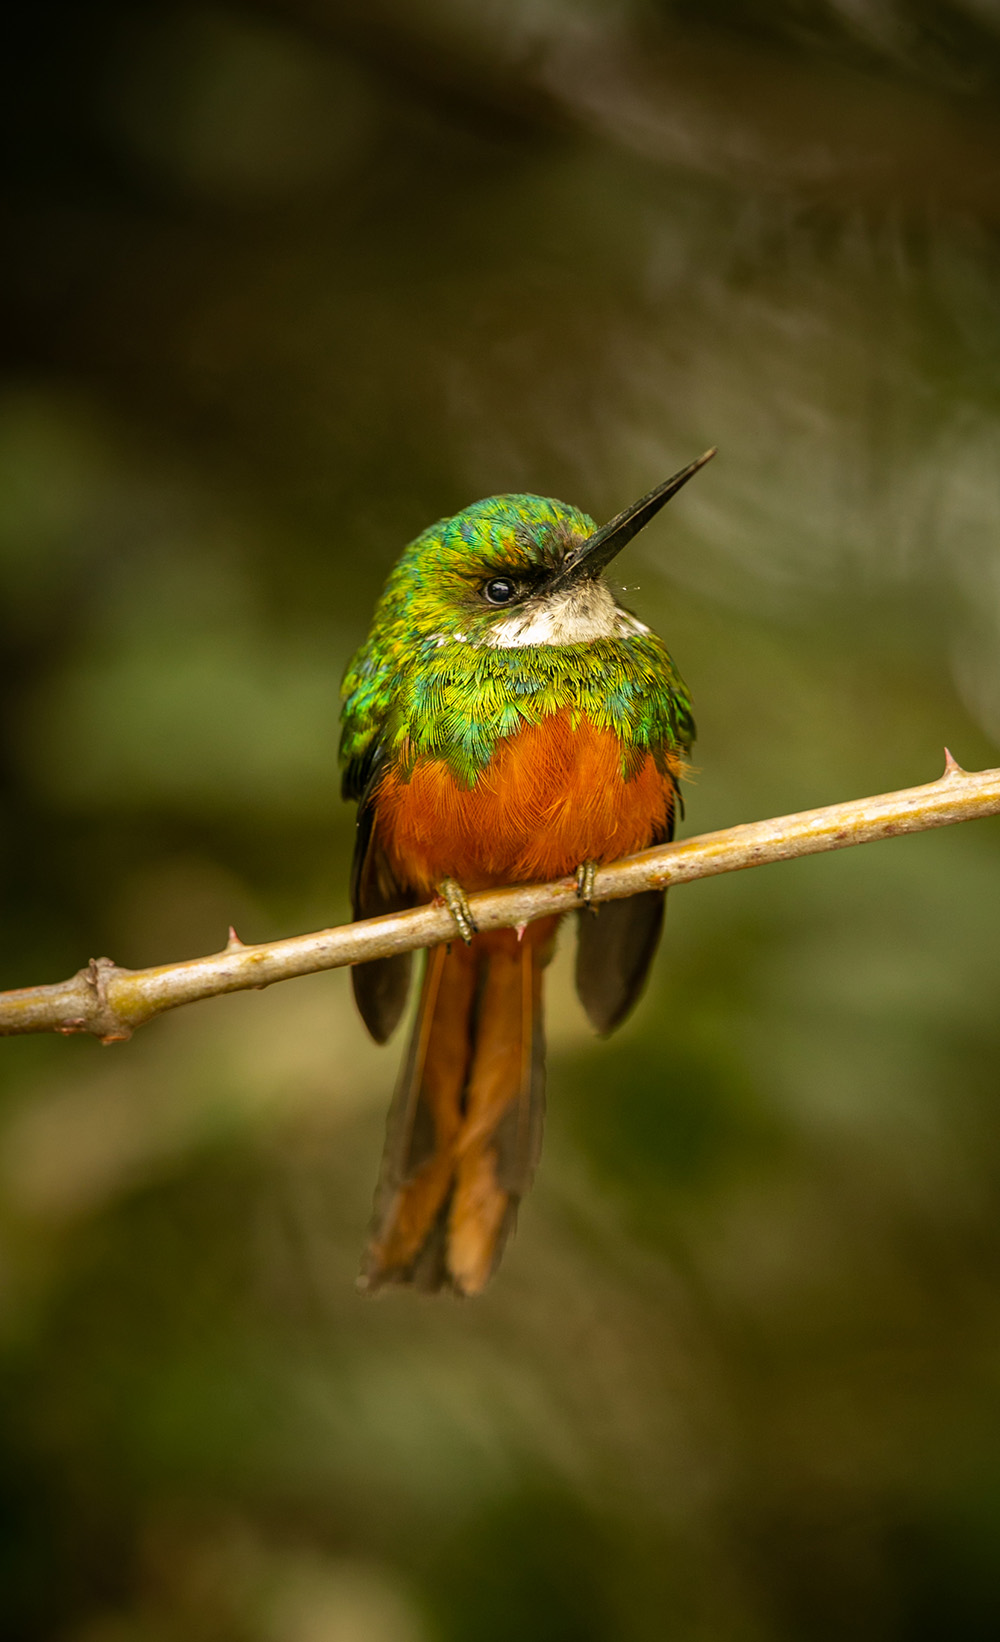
[3,2,1000,1637]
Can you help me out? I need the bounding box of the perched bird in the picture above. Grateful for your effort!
[340,450,714,1294]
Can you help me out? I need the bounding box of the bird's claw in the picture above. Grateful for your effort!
[438,878,478,944]
[575,859,598,911]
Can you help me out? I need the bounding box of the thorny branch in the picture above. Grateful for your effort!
[2,753,998,1043]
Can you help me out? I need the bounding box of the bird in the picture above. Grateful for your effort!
[340,449,714,1294]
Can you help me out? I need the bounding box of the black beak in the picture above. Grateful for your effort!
[547,447,716,591]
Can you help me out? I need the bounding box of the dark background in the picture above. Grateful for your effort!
[3,3,1000,1637]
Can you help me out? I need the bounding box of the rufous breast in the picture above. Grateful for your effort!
[375,708,679,894]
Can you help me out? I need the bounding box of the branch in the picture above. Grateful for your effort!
[3,753,998,1043]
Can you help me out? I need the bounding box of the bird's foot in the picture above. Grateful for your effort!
[575,859,598,911]
[438,878,478,945]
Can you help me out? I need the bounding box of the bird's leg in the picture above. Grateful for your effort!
[437,878,478,945]
[575,859,598,912]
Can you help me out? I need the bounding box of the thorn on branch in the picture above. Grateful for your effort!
[943,748,966,778]
[226,926,245,951]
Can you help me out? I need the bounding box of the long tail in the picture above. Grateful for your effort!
[360,917,559,1295]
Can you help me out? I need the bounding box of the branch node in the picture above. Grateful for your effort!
[81,956,133,1042]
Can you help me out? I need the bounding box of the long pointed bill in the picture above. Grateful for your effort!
[548,447,716,590]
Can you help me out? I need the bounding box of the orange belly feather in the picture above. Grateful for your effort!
[375,708,679,894]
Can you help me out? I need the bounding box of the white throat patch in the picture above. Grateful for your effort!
[484,579,649,649]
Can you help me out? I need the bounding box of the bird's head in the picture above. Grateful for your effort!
[382,450,716,651]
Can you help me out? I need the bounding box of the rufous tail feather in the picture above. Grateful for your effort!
[360,918,557,1295]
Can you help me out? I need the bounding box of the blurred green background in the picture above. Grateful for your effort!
[3,2,1000,1637]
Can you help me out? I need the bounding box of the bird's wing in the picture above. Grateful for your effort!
[344,739,415,1044]
[574,783,676,1036]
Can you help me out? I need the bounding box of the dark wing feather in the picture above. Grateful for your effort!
[346,740,414,1044]
[574,785,676,1037]
[575,890,666,1036]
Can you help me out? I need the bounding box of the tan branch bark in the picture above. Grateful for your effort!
[2,753,998,1043]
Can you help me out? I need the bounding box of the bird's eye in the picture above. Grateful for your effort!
[483,577,517,606]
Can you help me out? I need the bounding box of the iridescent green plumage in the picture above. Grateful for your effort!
[340,492,695,795]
